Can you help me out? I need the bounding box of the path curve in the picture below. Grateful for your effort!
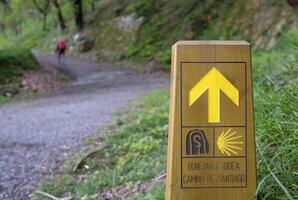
[0,52,168,200]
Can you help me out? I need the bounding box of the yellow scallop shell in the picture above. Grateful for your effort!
[217,129,243,156]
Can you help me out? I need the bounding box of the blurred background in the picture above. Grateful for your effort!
[0,0,297,200]
[0,0,297,65]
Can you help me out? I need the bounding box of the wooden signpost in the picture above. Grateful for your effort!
[166,41,257,200]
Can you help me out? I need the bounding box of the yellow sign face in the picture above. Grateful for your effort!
[166,41,256,200]
[182,63,246,126]
[189,67,239,123]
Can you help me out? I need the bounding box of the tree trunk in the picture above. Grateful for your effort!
[43,13,48,31]
[0,0,11,34]
[1,7,6,34]
[91,0,95,11]
[12,21,19,36]
[32,0,50,31]
[0,0,11,12]
[286,0,298,7]
[73,0,84,30]
[53,0,66,30]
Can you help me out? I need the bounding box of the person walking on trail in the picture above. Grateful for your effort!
[56,38,66,66]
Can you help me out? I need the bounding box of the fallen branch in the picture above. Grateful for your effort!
[155,173,166,181]
[35,190,72,200]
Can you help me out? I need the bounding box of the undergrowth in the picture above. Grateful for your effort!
[0,47,39,84]
[32,42,298,199]
[126,0,221,65]
[0,96,10,105]
[32,90,169,200]
[252,50,298,199]
[132,40,298,200]
[131,183,165,200]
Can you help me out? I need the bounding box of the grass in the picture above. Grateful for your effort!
[134,40,298,199]
[0,47,39,84]
[131,183,165,200]
[93,0,290,66]
[32,39,297,199]
[0,47,39,102]
[252,49,298,199]
[125,0,220,65]
[0,96,10,105]
[32,42,298,199]
[32,90,169,200]
[84,0,234,66]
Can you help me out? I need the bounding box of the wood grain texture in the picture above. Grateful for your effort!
[166,41,257,200]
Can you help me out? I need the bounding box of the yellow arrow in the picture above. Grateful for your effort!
[189,67,239,123]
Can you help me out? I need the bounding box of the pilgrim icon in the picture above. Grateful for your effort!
[186,129,209,155]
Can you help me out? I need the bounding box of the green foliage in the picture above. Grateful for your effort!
[0,95,10,105]
[131,183,165,200]
[252,46,298,200]
[123,0,257,65]
[33,90,169,199]
[35,176,77,198]
[33,40,298,199]
[0,0,96,49]
[123,0,291,64]
[277,26,298,50]
[125,0,220,65]
[126,0,156,17]
[268,0,283,6]
[0,47,39,83]
[139,38,298,200]
[26,1,297,199]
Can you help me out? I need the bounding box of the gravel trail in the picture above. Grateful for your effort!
[0,52,168,200]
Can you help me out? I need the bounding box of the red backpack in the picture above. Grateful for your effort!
[58,40,66,50]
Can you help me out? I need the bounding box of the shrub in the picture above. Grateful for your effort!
[0,47,39,83]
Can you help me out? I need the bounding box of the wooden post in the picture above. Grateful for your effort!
[166,41,257,200]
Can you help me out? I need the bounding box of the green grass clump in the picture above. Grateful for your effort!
[32,90,169,199]
[0,96,10,105]
[33,45,297,199]
[252,49,298,199]
[133,52,297,200]
[0,47,39,83]
[131,183,165,200]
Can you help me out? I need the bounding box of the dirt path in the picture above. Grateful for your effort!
[0,52,168,200]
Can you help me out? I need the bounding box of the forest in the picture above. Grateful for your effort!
[0,0,297,200]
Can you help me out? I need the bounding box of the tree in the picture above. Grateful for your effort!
[73,0,84,30]
[4,0,26,36]
[90,0,95,11]
[52,0,66,30]
[0,0,11,33]
[0,0,11,12]
[32,0,51,31]
[286,0,298,7]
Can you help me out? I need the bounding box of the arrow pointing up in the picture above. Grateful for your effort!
[189,67,239,123]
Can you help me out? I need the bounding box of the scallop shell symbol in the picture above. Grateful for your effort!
[217,129,243,156]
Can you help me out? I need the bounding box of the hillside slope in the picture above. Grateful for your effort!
[70,0,298,66]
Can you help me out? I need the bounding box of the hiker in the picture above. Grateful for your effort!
[56,38,66,66]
